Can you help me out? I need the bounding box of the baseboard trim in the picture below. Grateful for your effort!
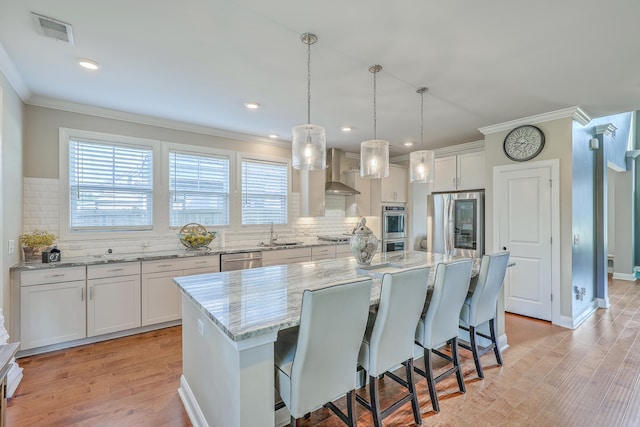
[596,297,610,309]
[558,301,599,329]
[613,272,637,281]
[178,375,209,427]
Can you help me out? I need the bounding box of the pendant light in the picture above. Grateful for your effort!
[409,87,435,183]
[292,33,326,170]
[360,65,389,179]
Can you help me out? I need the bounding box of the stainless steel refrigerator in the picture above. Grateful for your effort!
[427,191,484,258]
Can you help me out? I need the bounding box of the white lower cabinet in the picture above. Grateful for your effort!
[87,262,141,337]
[262,247,312,266]
[20,279,86,350]
[335,244,352,258]
[311,245,336,261]
[141,256,219,326]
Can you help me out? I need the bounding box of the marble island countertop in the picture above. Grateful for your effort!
[10,238,348,271]
[174,251,468,343]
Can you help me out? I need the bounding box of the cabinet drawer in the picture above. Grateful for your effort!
[142,256,219,274]
[88,262,140,279]
[311,245,336,260]
[336,244,352,256]
[262,247,312,263]
[21,267,86,287]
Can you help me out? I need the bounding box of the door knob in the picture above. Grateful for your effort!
[502,246,507,250]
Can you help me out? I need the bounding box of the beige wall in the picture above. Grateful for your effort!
[484,117,574,318]
[24,105,291,179]
[1,71,25,331]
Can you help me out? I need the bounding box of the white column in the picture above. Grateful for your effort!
[0,309,22,397]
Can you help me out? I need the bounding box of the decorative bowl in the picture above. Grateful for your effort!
[178,223,216,250]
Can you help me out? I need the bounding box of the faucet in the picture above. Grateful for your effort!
[269,222,278,245]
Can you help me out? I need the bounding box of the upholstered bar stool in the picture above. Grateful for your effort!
[459,251,510,378]
[356,267,430,426]
[274,278,373,427]
[414,259,473,413]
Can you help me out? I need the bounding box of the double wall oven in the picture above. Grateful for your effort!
[381,205,406,252]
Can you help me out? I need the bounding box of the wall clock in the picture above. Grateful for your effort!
[503,125,545,161]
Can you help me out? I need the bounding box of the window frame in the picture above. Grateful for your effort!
[59,128,162,240]
[235,153,291,229]
[164,143,234,229]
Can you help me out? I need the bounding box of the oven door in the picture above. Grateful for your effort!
[382,239,405,253]
[383,212,406,240]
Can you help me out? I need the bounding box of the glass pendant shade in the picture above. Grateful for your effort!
[360,139,389,178]
[410,149,435,183]
[292,124,326,170]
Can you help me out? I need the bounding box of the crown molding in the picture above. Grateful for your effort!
[434,140,485,156]
[26,95,292,148]
[595,123,617,136]
[478,106,592,135]
[0,43,31,101]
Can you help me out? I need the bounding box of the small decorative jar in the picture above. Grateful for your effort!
[350,218,379,265]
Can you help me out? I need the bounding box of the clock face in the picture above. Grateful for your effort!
[503,125,545,161]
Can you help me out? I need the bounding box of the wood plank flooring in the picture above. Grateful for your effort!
[7,277,640,426]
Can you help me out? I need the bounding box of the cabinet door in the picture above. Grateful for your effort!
[262,247,312,266]
[381,165,408,203]
[21,281,86,350]
[87,275,141,337]
[335,244,353,259]
[344,171,371,216]
[457,151,485,190]
[141,270,183,326]
[433,156,457,192]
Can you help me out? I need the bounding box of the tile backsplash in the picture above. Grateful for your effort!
[23,177,361,258]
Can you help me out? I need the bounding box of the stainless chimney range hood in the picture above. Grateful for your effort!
[325,148,360,195]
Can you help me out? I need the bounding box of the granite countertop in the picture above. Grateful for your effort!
[174,251,468,343]
[10,239,348,271]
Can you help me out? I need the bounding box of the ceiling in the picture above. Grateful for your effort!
[1,0,639,156]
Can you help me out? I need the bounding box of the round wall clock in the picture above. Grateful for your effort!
[503,125,545,161]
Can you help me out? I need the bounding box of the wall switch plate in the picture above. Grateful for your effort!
[7,240,14,255]
[573,234,580,245]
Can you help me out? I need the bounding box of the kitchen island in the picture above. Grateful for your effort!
[174,250,468,427]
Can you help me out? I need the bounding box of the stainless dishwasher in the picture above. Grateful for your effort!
[220,252,262,271]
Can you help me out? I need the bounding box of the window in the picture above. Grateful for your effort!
[241,158,288,225]
[169,151,229,226]
[69,139,153,230]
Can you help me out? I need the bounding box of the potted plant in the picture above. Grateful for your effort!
[19,230,56,261]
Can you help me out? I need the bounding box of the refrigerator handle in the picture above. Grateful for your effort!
[445,196,454,254]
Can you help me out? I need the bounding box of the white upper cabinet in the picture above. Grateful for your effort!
[381,165,408,203]
[433,151,485,192]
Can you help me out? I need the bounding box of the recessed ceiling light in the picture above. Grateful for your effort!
[244,101,260,110]
[340,126,352,132]
[269,134,279,139]
[78,59,100,70]
[404,141,413,147]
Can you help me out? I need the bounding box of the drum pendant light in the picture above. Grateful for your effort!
[360,65,389,179]
[409,87,435,183]
[292,33,326,170]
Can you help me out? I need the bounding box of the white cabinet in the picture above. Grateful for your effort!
[141,256,219,326]
[433,151,485,192]
[344,170,371,216]
[381,165,408,203]
[262,247,312,267]
[311,245,336,261]
[87,262,141,337]
[19,267,86,350]
[335,244,352,259]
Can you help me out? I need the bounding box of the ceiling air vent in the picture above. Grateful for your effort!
[31,12,74,45]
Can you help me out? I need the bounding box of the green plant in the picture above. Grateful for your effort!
[19,230,56,249]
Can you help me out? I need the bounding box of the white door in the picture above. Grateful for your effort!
[495,162,554,320]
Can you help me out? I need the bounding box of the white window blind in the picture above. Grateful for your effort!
[241,159,288,225]
[169,151,230,226]
[69,139,153,230]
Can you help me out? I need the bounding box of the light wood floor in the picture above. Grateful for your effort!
[8,277,640,426]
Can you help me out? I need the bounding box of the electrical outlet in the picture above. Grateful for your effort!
[197,318,204,337]
[573,234,580,245]
[7,240,14,255]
